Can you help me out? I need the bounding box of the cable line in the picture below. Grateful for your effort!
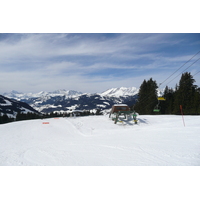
[193,70,200,77]
[160,50,200,86]
[165,57,200,86]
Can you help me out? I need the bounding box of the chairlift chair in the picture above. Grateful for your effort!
[153,105,160,112]
[157,97,166,101]
[153,96,166,112]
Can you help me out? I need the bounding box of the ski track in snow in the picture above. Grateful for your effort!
[0,115,200,166]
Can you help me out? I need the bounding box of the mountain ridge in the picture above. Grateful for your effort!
[3,87,138,99]
[3,87,139,113]
[0,94,41,118]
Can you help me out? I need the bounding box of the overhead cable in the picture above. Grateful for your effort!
[165,57,200,86]
[160,50,200,86]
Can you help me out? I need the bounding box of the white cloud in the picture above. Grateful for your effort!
[0,33,172,63]
[0,33,199,94]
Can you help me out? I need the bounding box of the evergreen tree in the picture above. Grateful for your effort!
[16,112,21,121]
[173,72,198,114]
[2,114,9,123]
[95,109,102,115]
[163,86,175,114]
[134,78,158,114]
[193,87,200,114]
[0,112,2,124]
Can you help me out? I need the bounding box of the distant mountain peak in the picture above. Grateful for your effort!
[101,87,138,97]
[51,89,67,94]
[50,90,83,97]
[11,90,21,94]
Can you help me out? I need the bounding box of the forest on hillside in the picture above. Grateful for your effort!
[0,109,102,124]
[134,72,200,115]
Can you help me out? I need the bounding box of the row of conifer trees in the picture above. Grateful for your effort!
[0,109,102,124]
[134,72,200,115]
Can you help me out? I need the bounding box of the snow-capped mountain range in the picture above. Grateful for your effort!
[3,87,139,113]
[4,87,138,100]
[3,89,83,100]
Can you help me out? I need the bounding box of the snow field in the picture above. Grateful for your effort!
[0,115,200,166]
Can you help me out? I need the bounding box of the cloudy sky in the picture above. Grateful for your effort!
[0,33,199,94]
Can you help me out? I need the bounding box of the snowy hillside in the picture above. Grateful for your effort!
[0,114,199,166]
[0,95,40,118]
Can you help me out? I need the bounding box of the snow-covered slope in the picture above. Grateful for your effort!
[0,114,199,166]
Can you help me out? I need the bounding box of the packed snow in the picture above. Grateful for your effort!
[0,114,200,166]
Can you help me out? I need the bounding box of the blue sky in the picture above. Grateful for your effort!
[0,33,199,93]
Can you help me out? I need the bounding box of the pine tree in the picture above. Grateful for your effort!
[193,87,200,114]
[163,86,175,114]
[173,72,197,114]
[2,114,9,123]
[16,112,21,121]
[0,112,2,124]
[134,78,158,114]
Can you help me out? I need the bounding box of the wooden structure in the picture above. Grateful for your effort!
[110,104,130,114]
[109,104,138,124]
